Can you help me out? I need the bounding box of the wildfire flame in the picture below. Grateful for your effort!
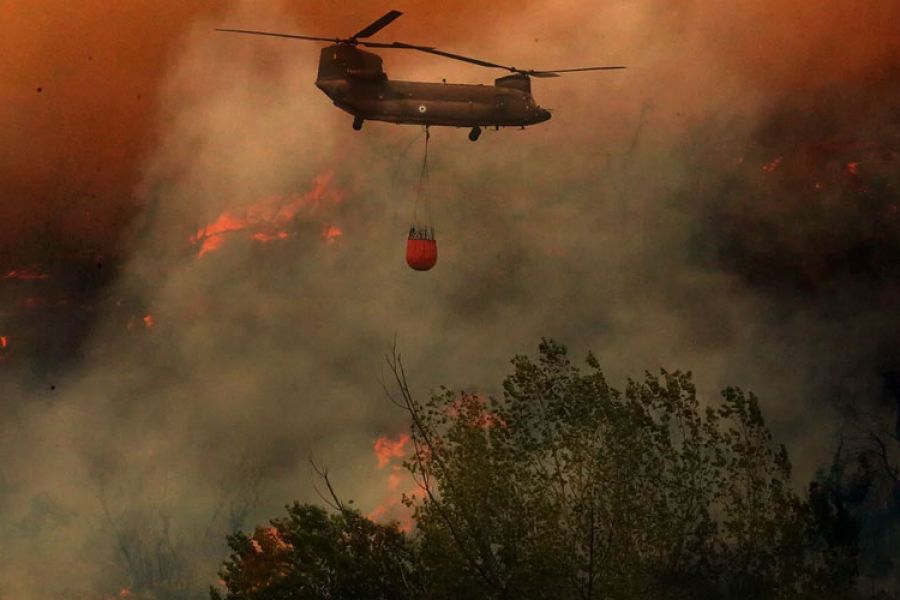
[448,393,506,430]
[322,224,343,243]
[190,172,342,257]
[4,268,48,281]
[373,433,409,468]
[367,402,501,531]
[761,155,783,173]
[369,433,415,532]
[126,314,155,332]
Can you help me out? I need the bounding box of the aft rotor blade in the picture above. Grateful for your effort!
[531,66,627,76]
[215,28,341,43]
[357,41,431,50]
[352,10,403,40]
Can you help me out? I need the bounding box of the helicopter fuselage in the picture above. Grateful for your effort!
[314,44,551,129]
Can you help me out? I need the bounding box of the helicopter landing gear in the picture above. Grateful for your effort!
[352,116,364,131]
[468,126,482,142]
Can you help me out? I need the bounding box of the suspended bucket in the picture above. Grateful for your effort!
[406,226,437,271]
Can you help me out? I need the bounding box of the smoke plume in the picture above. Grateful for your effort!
[1,1,899,597]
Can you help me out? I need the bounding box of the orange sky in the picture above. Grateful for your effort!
[0,1,511,267]
[0,1,897,268]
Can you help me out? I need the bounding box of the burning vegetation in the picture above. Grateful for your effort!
[213,341,865,599]
[0,171,347,375]
[688,76,900,292]
[369,433,416,532]
[190,172,344,257]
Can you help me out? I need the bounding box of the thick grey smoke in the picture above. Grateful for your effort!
[1,0,898,597]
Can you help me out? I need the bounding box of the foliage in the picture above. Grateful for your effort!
[213,340,860,599]
[210,503,420,600]
[811,440,900,597]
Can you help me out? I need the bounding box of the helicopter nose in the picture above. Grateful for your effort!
[537,108,552,123]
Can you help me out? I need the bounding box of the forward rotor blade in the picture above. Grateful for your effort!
[352,10,402,40]
[215,28,341,43]
[380,43,518,72]
[364,42,627,77]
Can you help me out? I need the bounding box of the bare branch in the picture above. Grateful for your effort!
[867,432,899,484]
[309,457,347,512]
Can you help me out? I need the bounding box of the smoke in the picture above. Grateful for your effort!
[1,0,899,597]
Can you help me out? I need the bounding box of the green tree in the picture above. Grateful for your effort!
[210,503,420,600]
[213,340,858,599]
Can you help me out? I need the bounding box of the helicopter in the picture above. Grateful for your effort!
[217,10,625,141]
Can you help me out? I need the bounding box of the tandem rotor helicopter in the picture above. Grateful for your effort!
[217,10,625,141]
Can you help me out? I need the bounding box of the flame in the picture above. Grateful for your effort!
[232,527,295,593]
[447,393,506,430]
[846,161,860,175]
[761,155,783,173]
[194,213,247,257]
[369,433,416,532]
[127,314,155,332]
[374,433,409,468]
[0,336,7,349]
[368,484,415,533]
[322,225,343,243]
[251,231,289,243]
[263,526,292,551]
[367,404,500,532]
[191,172,342,257]
[250,538,264,554]
[4,268,48,281]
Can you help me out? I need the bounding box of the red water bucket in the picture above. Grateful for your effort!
[406,237,437,271]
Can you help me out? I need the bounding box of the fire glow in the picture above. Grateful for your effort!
[448,393,506,430]
[369,433,415,532]
[374,433,410,468]
[4,268,48,281]
[367,400,502,530]
[322,224,343,243]
[761,156,783,173]
[190,172,343,257]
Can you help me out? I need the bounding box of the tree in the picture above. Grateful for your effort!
[210,503,420,600]
[213,340,858,599]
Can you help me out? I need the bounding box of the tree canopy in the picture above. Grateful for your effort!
[212,340,859,600]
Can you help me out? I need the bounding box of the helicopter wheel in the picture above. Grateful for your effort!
[468,126,482,142]
[352,116,364,131]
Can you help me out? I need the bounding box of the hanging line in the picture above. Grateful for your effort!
[390,128,426,229]
[413,126,431,235]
